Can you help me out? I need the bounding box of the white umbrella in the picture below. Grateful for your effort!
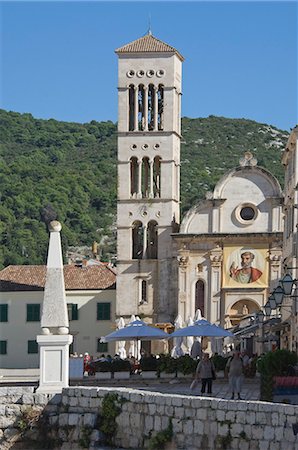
[194,308,203,321]
[116,317,126,359]
[185,316,194,354]
[171,315,185,358]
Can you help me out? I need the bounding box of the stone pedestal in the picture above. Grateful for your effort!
[36,334,73,393]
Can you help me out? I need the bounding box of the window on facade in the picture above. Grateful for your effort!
[138,85,145,131]
[0,304,8,322]
[153,156,161,198]
[67,303,79,321]
[147,221,158,259]
[142,157,150,198]
[157,85,164,131]
[141,280,148,304]
[240,206,255,221]
[195,280,205,318]
[28,340,38,354]
[26,304,40,322]
[97,303,111,320]
[132,221,143,259]
[0,341,7,355]
[129,84,135,131]
[97,340,108,353]
[130,157,138,197]
[148,84,155,131]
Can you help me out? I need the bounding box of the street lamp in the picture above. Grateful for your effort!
[280,273,296,296]
[271,285,284,307]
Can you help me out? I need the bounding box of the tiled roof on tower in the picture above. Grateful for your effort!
[115,32,184,61]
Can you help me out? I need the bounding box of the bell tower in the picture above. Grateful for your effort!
[115,32,184,323]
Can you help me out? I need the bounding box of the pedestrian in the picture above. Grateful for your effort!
[226,351,243,399]
[195,352,216,395]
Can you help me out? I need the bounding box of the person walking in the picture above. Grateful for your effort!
[226,351,243,399]
[195,353,216,395]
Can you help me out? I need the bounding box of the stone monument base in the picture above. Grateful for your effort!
[36,334,73,394]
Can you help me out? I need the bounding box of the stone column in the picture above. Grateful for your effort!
[177,252,190,322]
[137,158,142,198]
[149,158,154,198]
[154,86,158,131]
[134,86,139,131]
[209,246,223,324]
[37,221,73,394]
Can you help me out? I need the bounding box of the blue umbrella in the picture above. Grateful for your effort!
[103,319,169,342]
[169,319,233,338]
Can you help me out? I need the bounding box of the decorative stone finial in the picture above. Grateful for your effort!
[239,151,257,167]
[48,220,62,232]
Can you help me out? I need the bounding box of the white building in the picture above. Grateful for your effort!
[0,264,116,368]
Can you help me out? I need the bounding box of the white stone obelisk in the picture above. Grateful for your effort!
[37,220,73,393]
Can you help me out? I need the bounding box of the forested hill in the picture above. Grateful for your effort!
[0,109,289,268]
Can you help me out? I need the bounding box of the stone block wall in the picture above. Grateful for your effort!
[0,386,298,449]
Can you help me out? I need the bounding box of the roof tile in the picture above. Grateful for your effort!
[0,265,116,292]
[115,33,184,61]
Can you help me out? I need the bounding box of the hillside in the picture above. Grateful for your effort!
[0,109,289,268]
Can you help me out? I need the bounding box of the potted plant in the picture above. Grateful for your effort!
[140,355,158,379]
[94,360,113,380]
[111,359,131,379]
[176,355,197,378]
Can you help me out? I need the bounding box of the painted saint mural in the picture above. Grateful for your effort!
[223,246,268,288]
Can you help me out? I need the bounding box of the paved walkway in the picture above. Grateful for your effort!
[0,369,260,401]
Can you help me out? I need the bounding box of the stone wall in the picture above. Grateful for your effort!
[0,386,298,449]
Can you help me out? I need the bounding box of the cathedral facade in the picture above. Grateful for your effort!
[115,33,284,334]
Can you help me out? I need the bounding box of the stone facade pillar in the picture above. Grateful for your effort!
[209,246,223,324]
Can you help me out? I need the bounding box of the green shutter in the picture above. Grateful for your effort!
[27,304,40,322]
[72,304,79,320]
[28,340,38,354]
[97,340,108,352]
[0,305,8,322]
[0,341,7,354]
[97,303,111,320]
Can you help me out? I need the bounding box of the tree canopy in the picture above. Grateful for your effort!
[0,109,289,268]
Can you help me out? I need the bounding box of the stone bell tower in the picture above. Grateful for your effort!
[115,32,184,323]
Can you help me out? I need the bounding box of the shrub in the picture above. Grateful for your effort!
[176,355,197,375]
[211,355,228,371]
[111,359,131,372]
[140,356,158,372]
[93,360,112,373]
[157,355,177,374]
[257,350,298,401]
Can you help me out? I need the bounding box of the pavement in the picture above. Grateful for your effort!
[0,369,261,401]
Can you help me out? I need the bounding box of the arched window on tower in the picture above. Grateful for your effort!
[147,220,158,259]
[132,221,143,259]
[153,156,161,198]
[148,84,155,131]
[195,280,205,318]
[129,84,135,131]
[157,85,164,131]
[140,280,148,304]
[130,157,138,198]
[142,157,150,198]
[138,85,145,131]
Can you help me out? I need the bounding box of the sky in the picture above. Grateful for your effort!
[0,1,297,131]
